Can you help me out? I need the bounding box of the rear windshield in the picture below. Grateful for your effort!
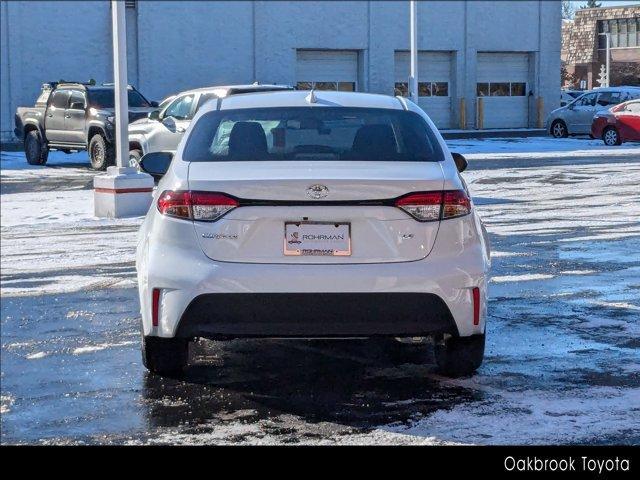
[88,88,151,108]
[183,107,444,162]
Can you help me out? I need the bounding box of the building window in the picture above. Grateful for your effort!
[598,18,640,49]
[394,82,449,98]
[394,83,408,97]
[296,81,355,91]
[477,82,527,97]
[125,1,137,8]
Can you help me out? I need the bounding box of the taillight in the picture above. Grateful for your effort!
[157,190,238,221]
[395,192,443,222]
[442,190,472,219]
[395,190,471,221]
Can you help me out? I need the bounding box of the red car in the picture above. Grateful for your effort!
[591,99,640,146]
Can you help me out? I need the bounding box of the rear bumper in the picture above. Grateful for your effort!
[176,292,458,339]
[137,210,491,339]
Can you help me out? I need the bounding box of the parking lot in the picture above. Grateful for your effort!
[1,138,639,445]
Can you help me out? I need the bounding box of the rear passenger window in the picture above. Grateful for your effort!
[50,90,70,109]
[164,94,195,120]
[598,92,622,106]
[196,93,217,111]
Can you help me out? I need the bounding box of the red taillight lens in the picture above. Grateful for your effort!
[157,190,191,219]
[442,190,471,219]
[395,190,470,221]
[152,288,160,327]
[157,190,238,221]
[395,192,443,221]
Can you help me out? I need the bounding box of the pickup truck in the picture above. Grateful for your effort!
[14,81,158,170]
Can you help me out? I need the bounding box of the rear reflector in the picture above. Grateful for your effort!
[157,190,238,221]
[395,190,471,221]
[152,288,160,327]
[472,287,480,326]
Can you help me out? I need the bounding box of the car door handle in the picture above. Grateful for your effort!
[64,114,71,118]
[176,127,186,133]
[47,114,53,117]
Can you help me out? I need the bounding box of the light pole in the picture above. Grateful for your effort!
[409,1,418,103]
[598,32,611,88]
[112,0,129,167]
[93,0,153,218]
[605,32,610,88]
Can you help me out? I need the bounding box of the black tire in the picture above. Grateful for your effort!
[434,334,485,377]
[141,335,189,377]
[602,126,622,146]
[550,120,568,138]
[24,129,49,166]
[88,133,115,171]
[129,149,143,168]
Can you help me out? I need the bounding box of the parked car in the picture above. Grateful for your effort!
[14,81,158,170]
[560,89,584,107]
[127,83,294,165]
[135,90,491,378]
[591,99,640,146]
[546,86,640,138]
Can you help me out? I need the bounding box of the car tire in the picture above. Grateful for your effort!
[602,127,622,146]
[434,333,485,377]
[129,149,143,168]
[141,335,189,377]
[89,133,115,171]
[24,130,49,166]
[551,120,568,138]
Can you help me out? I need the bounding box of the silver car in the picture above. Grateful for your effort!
[547,86,640,138]
[128,84,293,164]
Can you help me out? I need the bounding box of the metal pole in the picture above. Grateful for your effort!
[111,0,129,168]
[409,1,418,103]
[605,32,610,88]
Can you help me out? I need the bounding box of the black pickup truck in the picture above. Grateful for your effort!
[14,81,158,170]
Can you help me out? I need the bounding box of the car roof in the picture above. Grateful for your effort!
[213,90,406,112]
[590,86,640,92]
[180,84,294,96]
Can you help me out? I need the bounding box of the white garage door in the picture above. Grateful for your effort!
[477,52,530,128]
[296,50,358,91]
[394,51,453,129]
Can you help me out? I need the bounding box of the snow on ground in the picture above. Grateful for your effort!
[1,151,143,297]
[447,136,640,159]
[2,140,640,445]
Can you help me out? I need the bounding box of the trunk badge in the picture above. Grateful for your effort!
[307,184,329,199]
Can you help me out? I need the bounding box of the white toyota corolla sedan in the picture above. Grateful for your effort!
[136,90,491,378]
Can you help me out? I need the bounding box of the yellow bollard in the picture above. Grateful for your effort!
[537,97,544,129]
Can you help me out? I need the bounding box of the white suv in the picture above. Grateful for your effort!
[136,90,491,378]
[128,84,293,164]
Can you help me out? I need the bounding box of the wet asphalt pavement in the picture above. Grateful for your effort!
[1,148,639,444]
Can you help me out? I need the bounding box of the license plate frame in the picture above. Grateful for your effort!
[284,221,352,256]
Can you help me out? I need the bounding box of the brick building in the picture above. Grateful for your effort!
[562,4,640,90]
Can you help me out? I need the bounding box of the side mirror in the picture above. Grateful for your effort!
[452,152,468,173]
[148,110,161,121]
[139,151,173,181]
[150,101,159,108]
[70,102,85,110]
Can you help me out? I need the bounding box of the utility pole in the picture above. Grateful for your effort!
[409,1,418,103]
